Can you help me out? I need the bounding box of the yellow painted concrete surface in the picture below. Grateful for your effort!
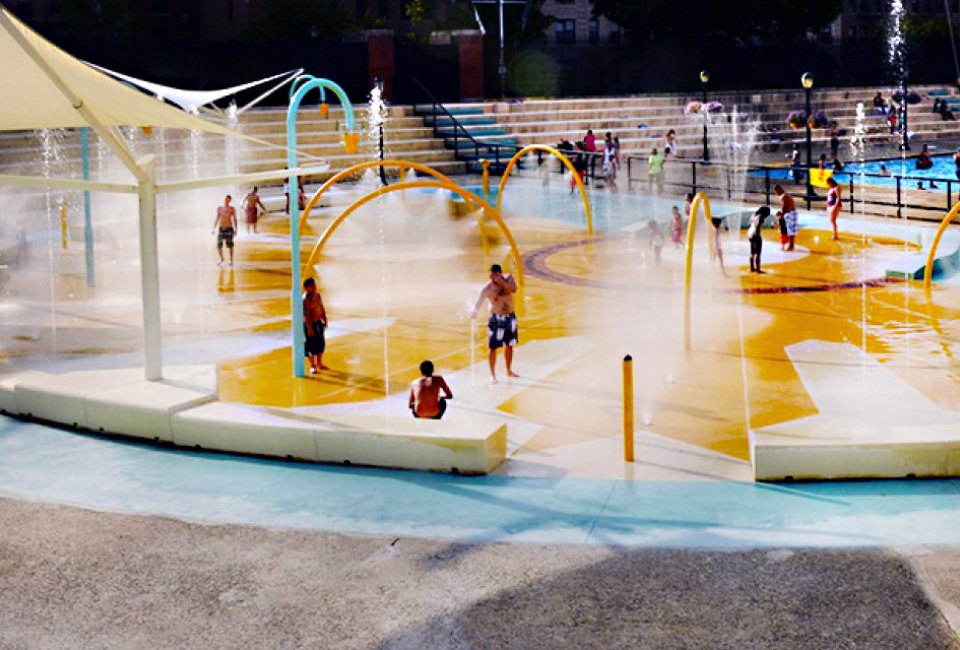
[2,185,959,479]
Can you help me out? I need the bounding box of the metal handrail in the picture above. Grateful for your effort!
[623,156,960,219]
[412,78,519,169]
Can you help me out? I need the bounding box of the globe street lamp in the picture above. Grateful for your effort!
[700,70,710,163]
[801,72,814,207]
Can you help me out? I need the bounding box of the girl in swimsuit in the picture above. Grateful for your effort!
[826,177,842,241]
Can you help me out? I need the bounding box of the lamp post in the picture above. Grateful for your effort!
[374,76,388,185]
[700,70,710,163]
[801,71,814,208]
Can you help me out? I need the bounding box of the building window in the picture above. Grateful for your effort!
[555,19,575,44]
[588,18,599,44]
[847,26,856,38]
[609,28,621,45]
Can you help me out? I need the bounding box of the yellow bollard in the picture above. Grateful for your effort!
[59,202,67,249]
[623,354,634,462]
[480,158,490,200]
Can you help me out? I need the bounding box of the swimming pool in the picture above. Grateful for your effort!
[754,154,960,191]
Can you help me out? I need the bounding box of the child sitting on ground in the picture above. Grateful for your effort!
[409,360,453,420]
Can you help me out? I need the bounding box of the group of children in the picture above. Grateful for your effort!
[639,179,840,273]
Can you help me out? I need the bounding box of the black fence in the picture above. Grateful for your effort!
[623,157,959,221]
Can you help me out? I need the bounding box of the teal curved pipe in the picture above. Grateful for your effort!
[288,75,354,130]
[286,76,355,377]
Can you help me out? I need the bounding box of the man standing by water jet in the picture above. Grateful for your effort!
[470,264,519,384]
[212,195,237,265]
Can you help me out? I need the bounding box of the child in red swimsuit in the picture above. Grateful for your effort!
[671,206,683,247]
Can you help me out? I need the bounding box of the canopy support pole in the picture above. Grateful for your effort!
[137,156,162,380]
[81,127,94,287]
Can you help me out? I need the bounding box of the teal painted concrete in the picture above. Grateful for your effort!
[2,416,960,548]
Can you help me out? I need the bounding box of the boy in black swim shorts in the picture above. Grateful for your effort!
[470,264,519,383]
[302,277,329,373]
[212,194,237,265]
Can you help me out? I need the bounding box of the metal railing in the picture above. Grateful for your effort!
[412,78,519,170]
[625,156,960,221]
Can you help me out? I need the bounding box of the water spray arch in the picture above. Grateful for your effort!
[923,200,960,291]
[496,144,593,235]
[287,76,358,376]
[300,179,525,290]
[682,192,715,351]
[297,159,483,237]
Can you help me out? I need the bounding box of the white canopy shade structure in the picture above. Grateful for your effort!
[0,5,328,381]
[89,64,304,116]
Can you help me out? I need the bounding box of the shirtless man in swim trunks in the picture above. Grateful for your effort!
[241,186,266,235]
[470,264,519,383]
[212,195,237,265]
[408,360,453,419]
[774,185,798,252]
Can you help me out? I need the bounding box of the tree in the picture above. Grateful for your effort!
[592,0,843,43]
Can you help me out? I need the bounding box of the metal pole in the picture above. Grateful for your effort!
[81,127,94,287]
[379,123,388,185]
[901,84,910,151]
[805,86,813,208]
[702,85,709,162]
[284,77,356,379]
[623,355,634,462]
[137,156,162,381]
[498,0,506,98]
[691,161,697,194]
[765,168,771,206]
[896,176,902,218]
[288,89,308,378]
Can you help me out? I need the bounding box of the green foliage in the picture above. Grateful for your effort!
[903,16,952,40]
[592,0,844,42]
[245,0,360,40]
[404,0,435,41]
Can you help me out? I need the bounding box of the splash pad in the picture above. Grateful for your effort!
[5,146,960,481]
